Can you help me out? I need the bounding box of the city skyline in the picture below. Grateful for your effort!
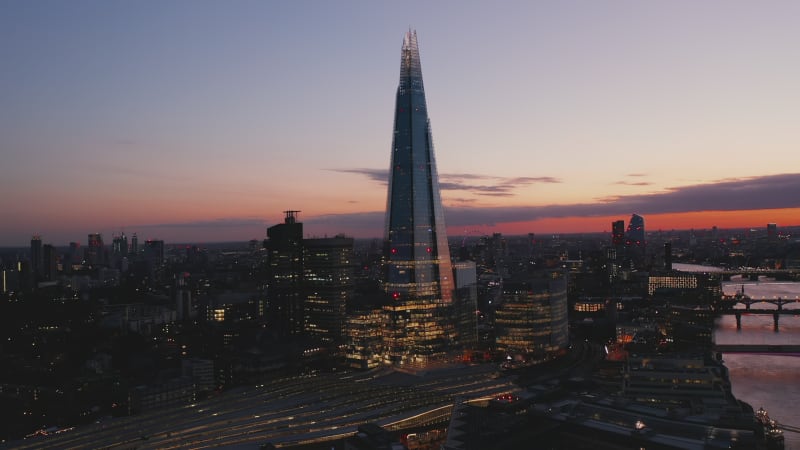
[3,2,800,246]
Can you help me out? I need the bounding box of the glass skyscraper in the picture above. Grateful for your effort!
[383,31,455,366]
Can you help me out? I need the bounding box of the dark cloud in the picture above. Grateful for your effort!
[438,181,515,195]
[332,168,388,184]
[331,168,561,196]
[626,173,648,177]
[305,173,800,232]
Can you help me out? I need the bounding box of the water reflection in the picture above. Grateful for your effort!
[716,279,800,449]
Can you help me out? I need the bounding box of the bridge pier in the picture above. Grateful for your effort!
[774,312,780,332]
[735,311,742,330]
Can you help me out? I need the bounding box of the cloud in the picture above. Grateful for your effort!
[305,173,800,231]
[331,168,561,196]
[614,181,653,186]
[332,168,388,184]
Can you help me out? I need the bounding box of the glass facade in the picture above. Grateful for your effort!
[383,31,455,366]
[495,272,569,357]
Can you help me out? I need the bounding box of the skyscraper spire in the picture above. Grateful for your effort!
[399,30,423,88]
[383,30,455,366]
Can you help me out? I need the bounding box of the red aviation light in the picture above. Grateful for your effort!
[391,248,398,254]
[426,247,432,253]
[392,292,400,299]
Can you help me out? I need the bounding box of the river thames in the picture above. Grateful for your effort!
[715,277,800,449]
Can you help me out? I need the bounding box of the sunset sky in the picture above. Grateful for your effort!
[2,1,799,246]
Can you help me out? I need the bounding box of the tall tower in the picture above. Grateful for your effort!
[625,213,646,269]
[383,30,455,366]
[30,235,43,281]
[611,220,625,247]
[266,211,304,338]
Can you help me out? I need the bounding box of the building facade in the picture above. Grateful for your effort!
[382,31,455,366]
[303,235,354,343]
[494,271,569,359]
[266,211,304,338]
[453,260,478,348]
[266,212,355,344]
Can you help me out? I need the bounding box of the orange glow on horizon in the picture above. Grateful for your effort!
[456,208,800,236]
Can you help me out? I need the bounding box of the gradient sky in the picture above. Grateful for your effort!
[2,1,799,246]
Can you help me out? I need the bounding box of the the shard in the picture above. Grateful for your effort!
[383,30,455,366]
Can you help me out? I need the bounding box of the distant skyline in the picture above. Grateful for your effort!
[2,1,799,246]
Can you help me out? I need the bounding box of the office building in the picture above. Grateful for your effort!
[453,260,478,348]
[344,309,386,370]
[42,244,57,282]
[625,214,646,268]
[143,239,164,264]
[611,220,625,247]
[382,31,455,366]
[303,235,354,343]
[265,212,356,343]
[30,235,43,281]
[767,223,778,241]
[86,233,105,266]
[626,214,645,247]
[266,211,305,338]
[112,233,128,256]
[495,271,569,359]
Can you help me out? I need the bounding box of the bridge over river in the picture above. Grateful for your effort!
[717,292,800,330]
[718,269,800,281]
[713,344,800,354]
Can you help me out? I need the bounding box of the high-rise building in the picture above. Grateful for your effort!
[382,31,455,366]
[767,223,778,241]
[42,244,57,281]
[86,233,105,266]
[453,261,478,348]
[344,309,386,370]
[625,213,646,268]
[143,239,164,264]
[30,235,43,281]
[625,214,645,247]
[266,211,304,338]
[112,233,128,256]
[68,242,81,267]
[303,235,354,343]
[611,220,625,247]
[130,233,139,256]
[495,271,569,359]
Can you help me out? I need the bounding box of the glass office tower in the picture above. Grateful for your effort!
[383,31,455,366]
